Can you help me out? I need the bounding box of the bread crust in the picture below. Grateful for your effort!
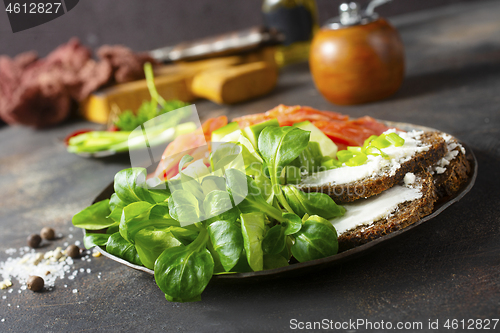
[433,139,471,198]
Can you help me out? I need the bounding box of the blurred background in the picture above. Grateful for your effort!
[0,0,478,57]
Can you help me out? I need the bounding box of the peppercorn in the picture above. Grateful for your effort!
[27,234,42,248]
[27,275,44,292]
[40,227,55,240]
[66,245,80,258]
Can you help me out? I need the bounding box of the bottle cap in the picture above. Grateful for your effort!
[323,0,391,30]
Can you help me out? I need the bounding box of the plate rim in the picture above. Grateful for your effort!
[85,121,478,280]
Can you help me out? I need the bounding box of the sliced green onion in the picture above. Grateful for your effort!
[371,135,391,149]
[337,150,354,163]
[333,132,405,168]
[363,135,378,148]
[345,153,367,166]
[321,157,341,170]
[347,146,363,153]
[364,146,389,158]
[385,132,405,147]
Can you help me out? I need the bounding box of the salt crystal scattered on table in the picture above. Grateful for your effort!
[0,243,95,292]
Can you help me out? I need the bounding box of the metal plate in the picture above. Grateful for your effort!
[85,122,478,282]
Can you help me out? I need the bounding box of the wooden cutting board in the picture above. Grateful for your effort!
[79,47,278,124]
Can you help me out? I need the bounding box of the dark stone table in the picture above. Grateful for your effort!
[0,1,499,332]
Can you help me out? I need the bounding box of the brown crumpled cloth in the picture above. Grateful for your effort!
[0,38,156,128]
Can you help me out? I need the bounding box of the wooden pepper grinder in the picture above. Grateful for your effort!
[310,0,404,105]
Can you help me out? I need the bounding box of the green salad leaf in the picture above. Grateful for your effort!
[291,215,338,263]
[203,190,239,222]
[83,232,111,249]
[225,168,284,223]
[168,190,202,226]
[134,227,183,270]
[263,254,289,270]
[154,226,214,301]
[241,212,267,272]
[207,220,244,272]
[282,185,345,219]
[262,224,286,255]
[114,168,154,205]
[210,142,242,172]
[258,126,310,213]
[281,212,302,235]
[106,232,143,266]
[72,199,115,230]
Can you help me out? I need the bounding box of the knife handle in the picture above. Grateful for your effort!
[149,26,283,63]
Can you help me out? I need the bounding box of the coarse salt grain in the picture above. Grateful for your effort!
[0,244,93,290]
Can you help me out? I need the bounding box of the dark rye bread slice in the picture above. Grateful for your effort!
[432,139,471,198]
[337,171,438,252]
[299,131,447,204]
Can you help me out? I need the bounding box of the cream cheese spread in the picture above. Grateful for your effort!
[329,183,423,235]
